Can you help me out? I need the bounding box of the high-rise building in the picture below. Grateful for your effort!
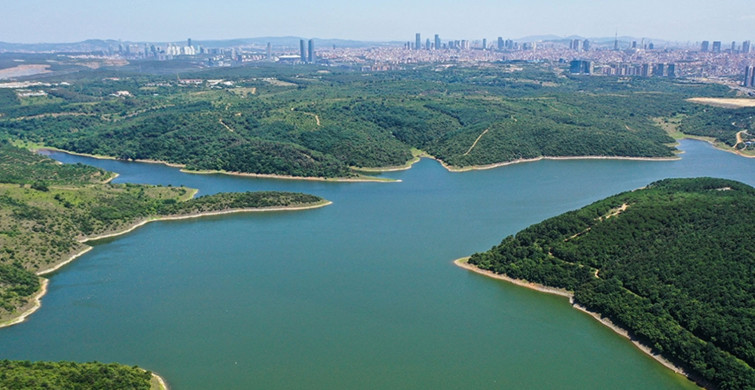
[482,38,487,50]
[308,39,315,63]
[712,41,722,53]
[571,39,581,51]
[187,38,192,48]
[300,39,306,62]
[583,39,590,51]
[743,41,751,54]
[648,42,655,50]
[653,63,665,77]
[435,34,441,51]
[266,42,272,61]
[497,37,504,50]
[570,60,592,75]
[667,64,676,78]
[632,41,637,49]
[732,41,737,52]
[426,38,431,50]
[701,41,710,52]
[745,66,755,87]
[641,63,651,77]
[415,33,421,50]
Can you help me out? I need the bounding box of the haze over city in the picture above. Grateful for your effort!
[4,0,755,43]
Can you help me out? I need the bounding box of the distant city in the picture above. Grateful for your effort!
[1,33,755,89]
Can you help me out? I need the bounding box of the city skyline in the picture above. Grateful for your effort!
[3,0,754,44]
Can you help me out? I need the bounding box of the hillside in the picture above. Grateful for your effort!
[0,142,327,324]
[467,178,755,389]
[0,63,738,177]
[0,360,160,390]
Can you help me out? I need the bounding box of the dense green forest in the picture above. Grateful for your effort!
[0,63,743,177]
[0,142,327,323]
[0,360,156,390]
[468,178,755,389]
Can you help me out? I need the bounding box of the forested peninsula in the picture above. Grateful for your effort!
[0,142,329,326]
[465,178,755,389]
[0,360,165,390]
[1,63,752,178]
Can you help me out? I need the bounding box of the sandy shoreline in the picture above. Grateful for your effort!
[352,154,424,173]
[182,168,398,183]
[2,201,332,329]
[437,155,679,172]
[453,257,694,383]
[151,372,169,390]
[36,147,398,183]
[0,279,49,329]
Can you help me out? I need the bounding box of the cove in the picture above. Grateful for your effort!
[3,140,753,389]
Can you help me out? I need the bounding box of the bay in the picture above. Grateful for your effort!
[3,140,753,389]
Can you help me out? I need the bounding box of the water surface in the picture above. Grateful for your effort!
[4,140,753,389]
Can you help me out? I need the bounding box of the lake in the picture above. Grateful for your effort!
[2,140,753,389]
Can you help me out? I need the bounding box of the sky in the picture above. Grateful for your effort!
[3,0,754,44]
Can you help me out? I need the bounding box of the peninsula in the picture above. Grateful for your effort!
[0,142,330,327]
[461,178,755,389]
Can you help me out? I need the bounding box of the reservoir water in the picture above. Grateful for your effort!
[2,140,754,389]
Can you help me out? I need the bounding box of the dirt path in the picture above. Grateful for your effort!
[566,203,628,241]
[735,130,745,148]
[219,119,234,132]
[463,128,489,156]
[303,112,321,126]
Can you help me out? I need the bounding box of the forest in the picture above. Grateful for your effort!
[0,142,326,322]
[0,62,746,177]
[468,178,755,389]
[0,360,155,390]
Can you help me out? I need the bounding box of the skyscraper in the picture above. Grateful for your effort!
[482,38,487,50]
[187,38,192,48]
[415,33,421,50]
[667,64,676,78]
[745,66,755,87]
[701,41,709,52]
[497,37,504,50]
[583,39,590,51]
[732,41,737,52]
[266,42,272,61]
[426,38,431,50]
[308,39,315,63]
[712,41,721,53]
[653,63,665,77]
[743,41,751,54]
[571,39,581,51]
[435,34,441,50]
[300,39,306,62]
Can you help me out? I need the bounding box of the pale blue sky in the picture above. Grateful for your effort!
[3,0,754,43]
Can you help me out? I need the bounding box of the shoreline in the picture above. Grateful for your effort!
[351,150,425,173]
[151,372,169,390]
[182,168,398,183]
[453,257,694,384]
[436,155,679,172]
[0,279,49,329]
[36,147,398,183]
[1,201,332,329]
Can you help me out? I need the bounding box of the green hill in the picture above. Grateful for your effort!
[0,64,738,177]
[468,178,755,389]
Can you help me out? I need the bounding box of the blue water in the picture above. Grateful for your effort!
[3,140,752,389]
